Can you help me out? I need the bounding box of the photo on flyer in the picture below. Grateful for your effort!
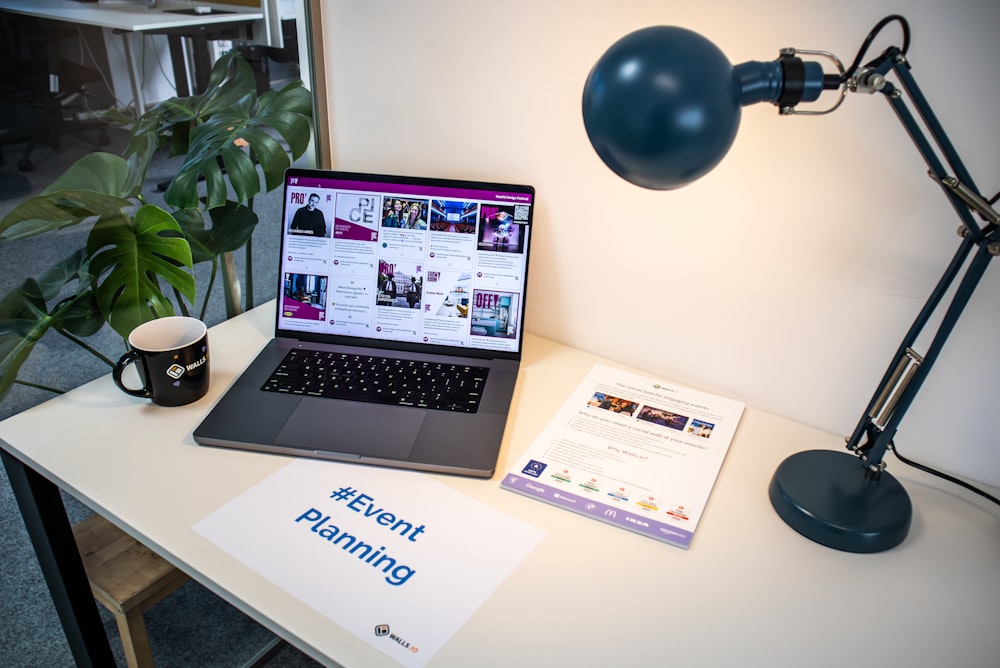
[636,406,689,431]
[587,393,640,416]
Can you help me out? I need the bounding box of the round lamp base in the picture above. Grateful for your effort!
[768,449,912,553]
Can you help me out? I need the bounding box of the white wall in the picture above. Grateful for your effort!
[321,0,1000,487]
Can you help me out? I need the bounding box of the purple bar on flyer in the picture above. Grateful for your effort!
[287,177,532,205]
[500,474,693,548]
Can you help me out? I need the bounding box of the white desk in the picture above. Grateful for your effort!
[0,0,266,113]
[1,302,998,667]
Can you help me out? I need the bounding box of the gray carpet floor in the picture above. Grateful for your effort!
[0,125,326,666]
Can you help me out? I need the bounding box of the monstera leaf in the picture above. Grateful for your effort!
[0,251,102,401]
[122,50,262,191]
[0,280,59,401]
[33,250,104,339]
[86,205,196,339]
[122,51,312,211]
[174,202,259,264]
[0,153,133,243]
[165,79,314,210]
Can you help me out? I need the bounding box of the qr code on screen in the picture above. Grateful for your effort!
[514,204,529,221]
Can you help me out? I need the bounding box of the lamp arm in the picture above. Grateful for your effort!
[842,47,999,477]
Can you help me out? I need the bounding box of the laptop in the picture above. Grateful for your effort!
[194,169,535,478]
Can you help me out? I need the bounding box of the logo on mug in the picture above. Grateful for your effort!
[166,364,185,379]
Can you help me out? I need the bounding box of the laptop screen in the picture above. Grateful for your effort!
[276,170,534,358]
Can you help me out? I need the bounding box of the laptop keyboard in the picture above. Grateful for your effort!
[261,349,489,413]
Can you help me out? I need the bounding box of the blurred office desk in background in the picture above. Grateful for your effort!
[0,0,292,114]
[1,302,998,667]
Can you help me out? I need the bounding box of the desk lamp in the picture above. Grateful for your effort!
[582,15,999,552]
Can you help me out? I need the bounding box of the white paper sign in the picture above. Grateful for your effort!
[194,459,545,666]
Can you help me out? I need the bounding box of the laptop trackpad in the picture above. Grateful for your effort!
[274,399,424,460]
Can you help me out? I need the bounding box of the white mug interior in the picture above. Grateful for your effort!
[128,316,207,352]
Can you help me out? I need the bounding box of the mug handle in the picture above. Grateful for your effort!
[112,350,151,398]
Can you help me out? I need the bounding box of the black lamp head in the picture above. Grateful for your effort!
[582,26,831,190]
[582,26,742,190]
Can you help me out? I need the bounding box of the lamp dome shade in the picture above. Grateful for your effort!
[582,26,742,190]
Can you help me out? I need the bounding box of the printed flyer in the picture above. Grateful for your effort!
[501,364,745,549]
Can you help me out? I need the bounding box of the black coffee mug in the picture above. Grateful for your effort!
[113,316,210,406]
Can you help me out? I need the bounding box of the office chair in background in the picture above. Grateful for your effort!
[0,12,110,173]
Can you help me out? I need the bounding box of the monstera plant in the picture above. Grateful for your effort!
[0,50,313,401]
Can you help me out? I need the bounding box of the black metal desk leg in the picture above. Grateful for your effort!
[167,34,191,98]
[1,449,115,668]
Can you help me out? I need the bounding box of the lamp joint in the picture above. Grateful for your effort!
[849,430,889,480]
[849,68,886,94]
[929,172,1000,226]
[865,461,886,481]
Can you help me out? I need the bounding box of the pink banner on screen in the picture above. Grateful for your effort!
[282,295,326,321]
[334,217,379,242]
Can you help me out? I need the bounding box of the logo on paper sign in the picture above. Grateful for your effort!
[166,364,185,379]
[375,624,419,654]
[521,460,547,478]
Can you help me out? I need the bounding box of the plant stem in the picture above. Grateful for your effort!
[245,196,255,312]
[221,251,243,318]
[173,286,191,317]
[245,234,254,312]
[54,330,116,367]
[14,380,64,395]
[200,258,219,322]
